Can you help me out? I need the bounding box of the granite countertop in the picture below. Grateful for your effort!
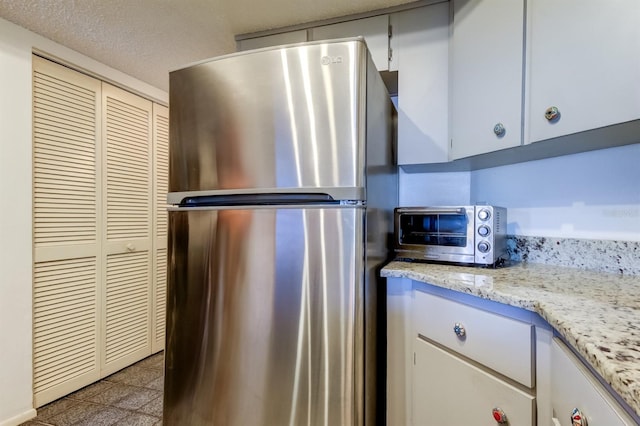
[381,260,640,418]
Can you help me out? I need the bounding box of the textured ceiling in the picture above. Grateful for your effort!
[0,0,415,92]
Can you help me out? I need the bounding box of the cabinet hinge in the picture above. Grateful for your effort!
[388,24,393,38]
[413,352,416,365]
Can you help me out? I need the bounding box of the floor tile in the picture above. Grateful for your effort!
[134,353,164,370]
[20,352,165,426]
[46,401,103,426]
[83,383,138,406]
[113,412,160,426]
[32,398,79,421]
[105,365,163,387]
[67,381,116,402]
[137,395,163,417]
[113,387,162,411]
[146,375,164,391]
[72,406,130,426]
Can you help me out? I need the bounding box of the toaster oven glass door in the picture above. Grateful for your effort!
[399,210,469,247]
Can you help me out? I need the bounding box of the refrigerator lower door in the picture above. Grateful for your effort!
[164,206,365,426]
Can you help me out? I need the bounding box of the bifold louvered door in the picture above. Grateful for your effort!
[101,84,153,376]
[152,104,169,353]
[32,56,102,407]
[33,56,167,406]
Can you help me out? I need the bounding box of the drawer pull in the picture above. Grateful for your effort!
[453,322,466,338]
[571,408,588,426]
[492,407,508,424]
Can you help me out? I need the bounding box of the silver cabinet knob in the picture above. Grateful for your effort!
[492,407,508,424]
[453,322,466,338]
[571,408,588,426]
[493,122,505,136]
[545,106,560,121]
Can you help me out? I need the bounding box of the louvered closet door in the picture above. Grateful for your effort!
[101,83,153,375]
[152,104,168,353]
[32,56,102,407]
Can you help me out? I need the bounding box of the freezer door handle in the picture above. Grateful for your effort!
[178,193,340,207]
[167,187,364,205]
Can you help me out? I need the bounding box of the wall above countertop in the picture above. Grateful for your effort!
[399,143,640,243]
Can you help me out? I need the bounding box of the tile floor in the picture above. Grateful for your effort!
[20,351,164,426]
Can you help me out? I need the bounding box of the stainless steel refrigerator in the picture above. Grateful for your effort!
[164,38,397,426]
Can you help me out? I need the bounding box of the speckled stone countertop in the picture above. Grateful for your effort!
[381,260,640,418]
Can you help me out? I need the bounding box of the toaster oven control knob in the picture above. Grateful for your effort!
[478,225,491,237]
[477,242,491,253]
[477,209,491,221]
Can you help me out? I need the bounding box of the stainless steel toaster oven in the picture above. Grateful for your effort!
[394,206,508,266]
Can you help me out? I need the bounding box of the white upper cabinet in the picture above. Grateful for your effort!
[310,15,390,71]
[391,3,450,165]
[525,0,640,144]
[237,30,308,51]
[450,0,525,160]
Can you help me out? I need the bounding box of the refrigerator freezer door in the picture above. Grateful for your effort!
[169,39,368,195]
[164,206,365,426]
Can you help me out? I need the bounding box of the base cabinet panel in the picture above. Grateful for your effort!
[413,337,535,426]
[550,338,636,426]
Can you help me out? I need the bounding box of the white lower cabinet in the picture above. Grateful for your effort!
[413,337,535,425]
[386,277,639,426]
[550,338,636,426]
[412,289,536,425]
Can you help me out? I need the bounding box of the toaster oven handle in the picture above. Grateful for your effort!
[398,207,467,215]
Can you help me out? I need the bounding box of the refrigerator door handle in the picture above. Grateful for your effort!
[178,192,339,207]
[167,186,365,206]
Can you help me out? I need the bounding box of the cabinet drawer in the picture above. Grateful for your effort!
[550,338,636,426]
[414,338,535,425]
[413,290,534,387]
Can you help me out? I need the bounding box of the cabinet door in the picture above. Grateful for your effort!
[310,15,389,71]
[414,290,534,388]
[101,83,153,375]
[391,4,450,165]
[526,0,640,144]
[32,55,102,407]
[414,338,535,425]
[450,0,524,160]
[550,339,636,426]
[236,30,307,51]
